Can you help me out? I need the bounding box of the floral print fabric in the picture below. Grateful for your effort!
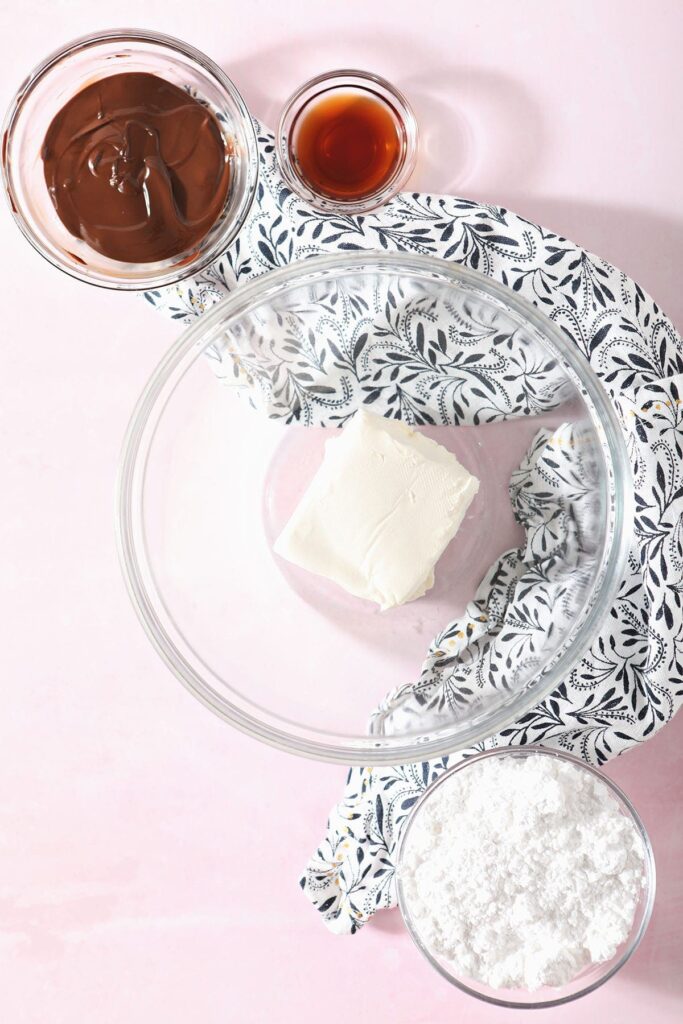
[146,122,683,934]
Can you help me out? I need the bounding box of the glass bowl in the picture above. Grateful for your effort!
[1,29,258,290]
[396,747,656,1009]
[276,70,418,214]
[116,252,632,764]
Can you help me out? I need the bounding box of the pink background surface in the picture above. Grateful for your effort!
[1,2,682,1021]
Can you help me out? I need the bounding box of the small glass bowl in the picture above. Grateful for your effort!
[396,746,656,1009]
[276,69,418,215]
[1,29,259,290]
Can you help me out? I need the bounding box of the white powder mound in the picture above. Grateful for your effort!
[400,753,647,991]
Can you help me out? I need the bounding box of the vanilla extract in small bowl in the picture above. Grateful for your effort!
[277,70,418,214]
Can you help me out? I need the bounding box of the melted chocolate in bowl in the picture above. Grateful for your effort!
[41,72,231,263]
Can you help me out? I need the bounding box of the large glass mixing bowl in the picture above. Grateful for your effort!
[117,253,632,764]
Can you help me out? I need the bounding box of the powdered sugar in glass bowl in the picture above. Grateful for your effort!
[396,746,655,1009]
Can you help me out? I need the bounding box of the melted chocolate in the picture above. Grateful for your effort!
[42,72,231,263]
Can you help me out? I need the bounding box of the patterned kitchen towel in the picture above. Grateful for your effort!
[145,121,683,934]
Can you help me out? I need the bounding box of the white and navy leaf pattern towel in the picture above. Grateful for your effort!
[146,122,683,934]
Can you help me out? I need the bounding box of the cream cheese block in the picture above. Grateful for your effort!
[274,409,480,610]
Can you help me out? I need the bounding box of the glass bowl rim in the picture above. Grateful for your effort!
[1,26,259,291]
[276,68,418,215]
[395,744,656,1009]
[116,251,633,764]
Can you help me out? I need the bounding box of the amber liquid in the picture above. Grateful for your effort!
[290,89,405,202]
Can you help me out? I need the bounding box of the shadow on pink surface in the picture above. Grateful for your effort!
[603,707,683,1001]
[222,30,545,198]
[222,32,683,335]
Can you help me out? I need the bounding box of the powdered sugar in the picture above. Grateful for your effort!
[399,753,647,991]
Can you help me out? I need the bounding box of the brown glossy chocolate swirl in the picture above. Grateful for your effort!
[42,72,231,263]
